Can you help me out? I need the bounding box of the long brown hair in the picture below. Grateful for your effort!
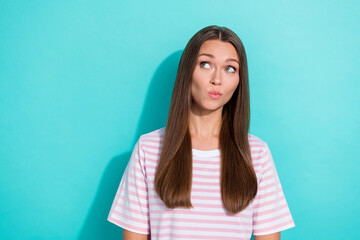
[154,25,257,214]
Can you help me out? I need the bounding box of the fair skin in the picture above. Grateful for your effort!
[122,229,149,240]
[123,228,280,240]
[189,39,240,149]
[122,40,280,240]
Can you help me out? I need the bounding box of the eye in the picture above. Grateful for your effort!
[225,66,236,73]
[200,61,211,69]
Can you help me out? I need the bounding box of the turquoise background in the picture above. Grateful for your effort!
[1,0,359,239]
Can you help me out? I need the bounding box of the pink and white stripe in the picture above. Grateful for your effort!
[108,127,295,239]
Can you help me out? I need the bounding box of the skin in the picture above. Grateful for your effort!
[122,40,280,240]
[254,232,281,240]
[122,229,149,240]
[189,39,240,149]
[122,228,280,240]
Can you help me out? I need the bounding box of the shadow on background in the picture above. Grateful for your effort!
[77,50,256,240]
[77,50,182,239]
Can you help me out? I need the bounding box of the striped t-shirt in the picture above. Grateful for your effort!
[107,127,295,239]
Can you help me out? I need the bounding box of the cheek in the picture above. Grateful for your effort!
[224,79,239,99]
[190,71,205,95]
[191,68,204,85]
[231,80,240,93]
[190,80,202,102]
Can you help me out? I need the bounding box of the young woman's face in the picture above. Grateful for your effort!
[190,39,240,114]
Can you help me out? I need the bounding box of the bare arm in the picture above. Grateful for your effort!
[123,229,150,240]
[254,232,280,240]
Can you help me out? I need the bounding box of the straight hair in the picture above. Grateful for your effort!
[154,25,258,214]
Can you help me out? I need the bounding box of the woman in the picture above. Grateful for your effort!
[108,25,295,240]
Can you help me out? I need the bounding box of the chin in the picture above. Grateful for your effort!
[203,104,223,112]
[191,100,224,113]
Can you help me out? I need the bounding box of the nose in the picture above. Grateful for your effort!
[210,67,222,85]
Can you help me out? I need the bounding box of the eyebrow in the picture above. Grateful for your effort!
[198,53,239,65]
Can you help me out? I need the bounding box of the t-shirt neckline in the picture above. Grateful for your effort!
[192,148,220,157]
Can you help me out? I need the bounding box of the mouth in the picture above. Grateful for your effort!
[208,91,222,99]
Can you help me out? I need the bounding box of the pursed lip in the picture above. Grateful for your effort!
[208,91,222,95]
[208,91,222,100]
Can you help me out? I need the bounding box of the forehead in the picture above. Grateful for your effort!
[198,40,239,60]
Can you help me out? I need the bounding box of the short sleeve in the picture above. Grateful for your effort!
[252,143,295,235]
[107,137,150,234]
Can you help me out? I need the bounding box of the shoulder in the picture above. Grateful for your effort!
[137,127,165,153]
[248,133,268,151]
[139,127,165,142]
[248,133,272,168]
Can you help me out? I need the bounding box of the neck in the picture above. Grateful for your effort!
[188,105,223,138]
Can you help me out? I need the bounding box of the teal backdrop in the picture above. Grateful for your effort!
[1,0,359,239]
